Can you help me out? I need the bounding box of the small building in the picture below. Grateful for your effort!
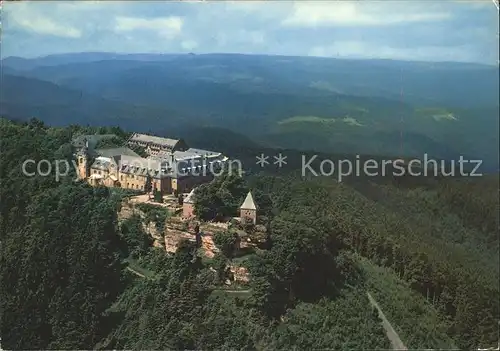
[239,191,258,225]
[182,188,196,219]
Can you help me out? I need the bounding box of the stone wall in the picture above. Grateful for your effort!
[174,174,214,194]
[183,202,194,219]
[240,209,257,224]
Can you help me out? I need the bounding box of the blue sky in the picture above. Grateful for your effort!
[2,1,498,64]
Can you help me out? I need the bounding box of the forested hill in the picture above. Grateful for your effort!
[0,74,189,132]
[1,118,498,350]
[3,53,499,171]
[4,53,498,109]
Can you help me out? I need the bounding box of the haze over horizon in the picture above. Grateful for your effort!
[2,1,498,65]
[3,51,499,68]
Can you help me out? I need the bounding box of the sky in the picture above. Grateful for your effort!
[2,1,498,64]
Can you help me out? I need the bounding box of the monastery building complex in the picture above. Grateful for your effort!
[73,132,228,194]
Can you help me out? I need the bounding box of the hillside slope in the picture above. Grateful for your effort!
[0,74,189,132]
[4,53,498,108]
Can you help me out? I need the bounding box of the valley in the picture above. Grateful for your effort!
[2,53,498,171]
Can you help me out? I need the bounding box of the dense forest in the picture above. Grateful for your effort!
[1,118,498,350]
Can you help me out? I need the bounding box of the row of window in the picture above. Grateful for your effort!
[92,170,141,180]
[119,174,158,181]
[91,170,161,185]
[129,141,171,150]
[125,183,144,190]
[90,169,164,190]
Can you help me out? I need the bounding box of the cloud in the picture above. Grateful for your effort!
[5,3,82,38]
[16,17,81,38]
[181,40,198,51]
[114,16,183,39]
[213,29,266,53]
[465,0,497,9]
[1,1,497,64]
[238,30,266,45]
[282,2,451,27]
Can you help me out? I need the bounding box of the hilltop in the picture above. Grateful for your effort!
[1,118,498,350]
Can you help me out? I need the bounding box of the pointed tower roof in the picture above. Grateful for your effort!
[240,191,257,210]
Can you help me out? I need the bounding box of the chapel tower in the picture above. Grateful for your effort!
[239,191,258,225]
[76,138,90,180]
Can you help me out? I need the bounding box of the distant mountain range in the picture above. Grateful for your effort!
[1,52,498,170]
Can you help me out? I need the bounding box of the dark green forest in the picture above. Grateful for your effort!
[0,118,498,350]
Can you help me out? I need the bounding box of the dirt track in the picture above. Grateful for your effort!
[367,292,408,350]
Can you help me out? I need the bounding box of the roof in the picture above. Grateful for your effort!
[186,148,221,158]
[96,147,140,158]
[149,150,172,160]
[87,143,227,179]
[129,133,180,148]
[172,148,221,161]
[240,191,257,210]
[89,153,168,178]
[119,155,161,168]
[91,156,116,170]
[184,188,196,204]
[169,158,225,179]
[150,151,225,179]
[116,155,168,179]
[149,144,224,161]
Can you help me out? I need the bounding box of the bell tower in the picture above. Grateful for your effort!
[77,138,90,180]
[239,191,258,225]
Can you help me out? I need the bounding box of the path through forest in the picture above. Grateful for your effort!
[126,266,147,278]
[125,260,407,349]
[367,292,408,350]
